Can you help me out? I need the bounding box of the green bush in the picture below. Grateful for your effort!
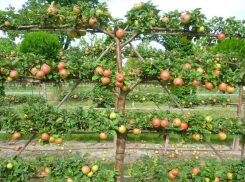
[0,84,4,97]
[170,85,197,100]
[19,31,61,59]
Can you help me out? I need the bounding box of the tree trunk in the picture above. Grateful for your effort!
[233,88,243,151]
[115,91,127,182]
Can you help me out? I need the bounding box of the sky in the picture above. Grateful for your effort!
[0,0,245,49]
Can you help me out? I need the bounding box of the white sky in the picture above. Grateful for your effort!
[1,0,245,49]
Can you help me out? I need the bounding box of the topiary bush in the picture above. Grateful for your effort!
[19,31,61,59]
[170,85,197,100]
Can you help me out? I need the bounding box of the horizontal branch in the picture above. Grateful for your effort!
[121,32,139,48]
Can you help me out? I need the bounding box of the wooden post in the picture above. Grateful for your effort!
[233,88,243,151]
[43,83,47,100]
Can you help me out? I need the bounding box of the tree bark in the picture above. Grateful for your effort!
[115,91,127,182]
[63,36,70,50]
[233,88,243,151]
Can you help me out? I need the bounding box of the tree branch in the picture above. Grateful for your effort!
[105,84,123,100]
[120,32,139,48]
[126,37,146,63]
[96,42,114,61]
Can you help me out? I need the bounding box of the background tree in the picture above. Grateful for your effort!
[0,38,16,55]
[19,31,61,59]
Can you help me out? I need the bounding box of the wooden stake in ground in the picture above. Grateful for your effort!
[233,87,243,151]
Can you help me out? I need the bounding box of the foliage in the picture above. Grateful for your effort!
[0,95,46,106]
[92,83,115,107]
[212,37,245,58]
[0,84,4,97]
[19,32,61,59]
[0,38,16,56]
[171,85,197,100]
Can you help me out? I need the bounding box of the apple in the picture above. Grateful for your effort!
[87,171,94,178]
[171,168,179,176]
[122,85,129,91]
[13,132,21,139]
[181,13,191,24]
[218,83,227,91]
[215,63,221,70]
[116,73,125,82]
[116,29,125,39]
[59,51,63,55]
[6,163,13,169]
[135,3,142,9]
[192,167,200,175]
[0,67,7,74]
[173,118,181,127]
[10,97,15,101]
[152,118,161,128]
[226,173,233,180]
[92,165,99,172]
[182,36,190,43]
[44,167,50,174]
[101,77,110,85]
[59,69,68,78]
[89,17,97,27]
[218,132,226,140]
[205,74,209,79]
[41,64,51,74]
[118,125,126,133]
[162,17,170,23]
[197,26,205,33]
[205,82,214,90]
[218,33,226,41]
[95,67,103,74]
[58,62,66,70]
[205,116,212,122]
[67,178,73,182]
[9,70,18,79]
[99,98,103,102]
[192,134,200,141]
[55,138,63,144]
[129,119,135,124]
[110,112,116,119]
[214,70,220,76]
[7,77,13,82]
[41,133,49,141]
[133,128,141,135]
[183,63,191,70]
[213,177,220,182]
[173,78,183,87]
[160,71,170,81]
[196,67,204,73]
[31,67,39,75]
[4,21,10,26]
[99,132,107,139]
[180,122,188,130]
[193,80,200,87]
[168,171,176,179]
[103,70,111,77]
[47,6,57,15]
[68,31,77,38]
[81,165,90,174]
[115,81,123,87]
[36,70,45,79]
[227,86,236,94]
[73,6,81,15]
[136,69,140,75]
[96,9,103,16]
[134,20,139,26]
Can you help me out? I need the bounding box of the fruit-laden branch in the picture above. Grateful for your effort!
[56,82,80,109]
[96,27,115,38]
[129,81,140,92]
[96,42,115,61]
[162,85,186,115]
[120,32,139,48]
[14,133,37,160]
[18,25,71,29]
[105,84,123,100]
[202,134,227,164]
[125,37,146,63]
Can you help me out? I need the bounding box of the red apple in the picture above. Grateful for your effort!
[59,69,68,78]
[181,13,191,24]
[136,69,140,75]
[161,119,169,127]
[192,80,200,87]
[58,62,66,70]
[192,134,200,141]
[99,132,107,140]
[168,171,176,179]
[44,167,50,174]
[218,33,225,41]
[47,6,57,15]
[173,78,183,87]
[160,71,170,81]
[196,67,204,73]
[171,168,179,176]
[13,132,21,139]
[41,133,49,141]
[152,118,161,128]
[226,86,236,93]
[73,6,81,15]
[95,67,103,74]
[205,82,214,90]
[218,83,227,91]
[9,70,18,79]
[4,21,10,26]
[133,128,141,135]
[89,17,97,27]
[218,132,226,140]
[41,64,51,74]
[36,70,45,79]
[180,122,188,130]
[162,17,170,23]
[129,119,135,124]
[116,73,125,82]
[81,165,90,174]
[59,51,63,55]
[101,77,110,85]
[116,29,125,39]
[103,70,112,77]
[122,85,129,91]
[183,63,191,70]
[192,167,201,175]
[214,70,220,76]
[115,81,123,87]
